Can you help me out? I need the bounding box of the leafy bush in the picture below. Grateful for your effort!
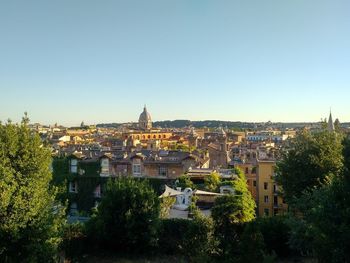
[235,216,292,262]
[158,217,214,262]
[62,223,87,261]
[204,172,221,192]
[87,177,160,254]
[175,175,195,190]
[261,216,291,257]
[211,168,256,262]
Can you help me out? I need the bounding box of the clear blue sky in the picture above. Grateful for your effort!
[1,0,349,126]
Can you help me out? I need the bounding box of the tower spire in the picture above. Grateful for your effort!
[327,109,335,132]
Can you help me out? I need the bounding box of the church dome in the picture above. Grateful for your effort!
[139,105,152,130]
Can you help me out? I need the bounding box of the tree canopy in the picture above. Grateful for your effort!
[89,177,160,253]
[0,115,65,262]
[276,131,344,205]
[211,168,256,225]
[204,172,221,192]
[175,174,195,190]
[211,168,256,261]
[276,130,350,261]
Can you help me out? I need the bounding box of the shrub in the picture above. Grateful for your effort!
[87,177,160,254]
[158,217,214,262]
[62,223,87,261]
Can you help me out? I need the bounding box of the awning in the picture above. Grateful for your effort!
[193,189,224,196]
[159,185,182,198]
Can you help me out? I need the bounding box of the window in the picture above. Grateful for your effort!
[264,195,269,203]
[253,180,257,187]
[101,158,109,174]
[132,164,141,176]
[274,196,278,206]
[159,167,168,177]
[70,159,78,174]
[264,208,269,216]
[264,182,268,190]
[273,184,277,193]
[69,181,78,193]
[70,202,78,215]
[245,167,249,174]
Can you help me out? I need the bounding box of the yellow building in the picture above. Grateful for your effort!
[122,131,173,141]
[257,160,288,217]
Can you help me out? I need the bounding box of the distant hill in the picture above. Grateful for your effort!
[96,120,350,130]
[96,120,255,129]
[152,120,255,129]
[96,123,122,128]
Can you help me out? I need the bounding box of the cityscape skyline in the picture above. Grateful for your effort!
[0,105,343,127]
[1,0,350,125]
[2,1,350,261]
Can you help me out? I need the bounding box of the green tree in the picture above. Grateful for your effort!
[176,174,194,190]
[296,138,350,262]
[276,132,350,262]
[238,221,265,263]
[211,168,256,261]
[160,196,176,218]
[158,217,214,262]
[276,130,343,207]
[174,143,196,152]
[0,115,65,262]
[204,172,221,192]
[89,177,160,253]
[334,118,341,132]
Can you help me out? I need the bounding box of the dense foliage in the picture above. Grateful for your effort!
[0,115,65,262]
[276,130,350,262]
[51,157,103,215]
[175,174,195,190]
[159,217,214,262]
[87,177,160,253]
[211,168,256,261]
[276,131,343,206]
[204,172,221,192]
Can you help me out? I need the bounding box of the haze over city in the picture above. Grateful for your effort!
[1,0,349,126]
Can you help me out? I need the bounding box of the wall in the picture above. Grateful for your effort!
[257,161,288,217]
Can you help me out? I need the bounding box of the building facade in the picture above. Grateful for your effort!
[257,160,288,217]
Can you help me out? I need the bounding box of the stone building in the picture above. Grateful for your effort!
[207,127,230,168]
[139,105,152,130]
